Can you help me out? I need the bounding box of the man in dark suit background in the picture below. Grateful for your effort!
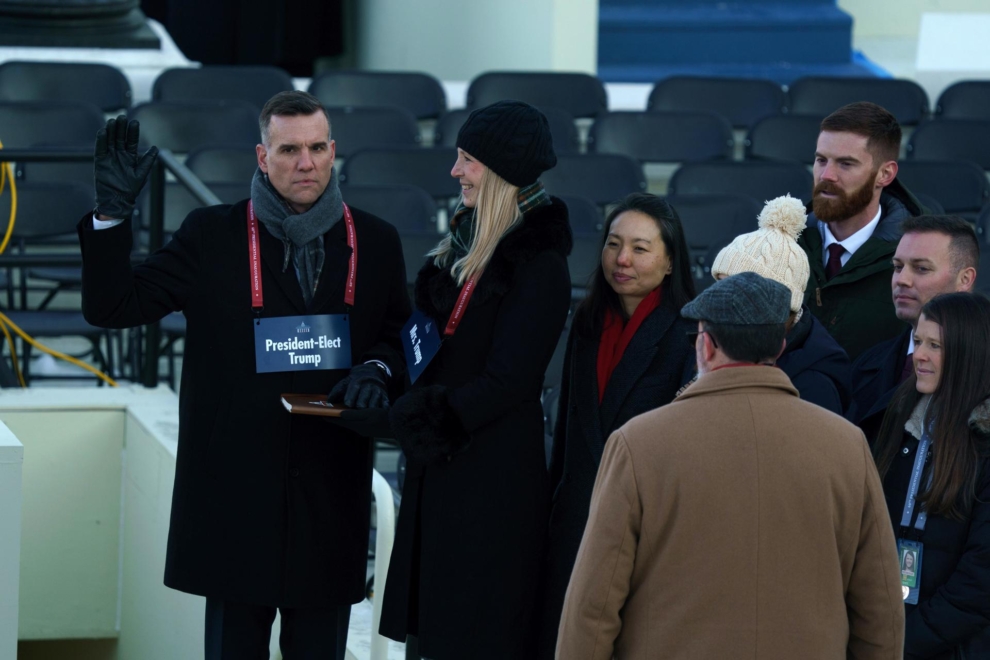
[847,215,977,442]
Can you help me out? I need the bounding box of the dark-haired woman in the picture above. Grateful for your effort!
[380,101,571,660]
[873,292,990,659]
[539,193,696,657]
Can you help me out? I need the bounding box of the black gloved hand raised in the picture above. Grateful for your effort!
[94,115,159,220]
[328,362,390,409]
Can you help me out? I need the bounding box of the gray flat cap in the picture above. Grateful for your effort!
[682,271,791,325]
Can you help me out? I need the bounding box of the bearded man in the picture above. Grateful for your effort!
[797,102,928,361]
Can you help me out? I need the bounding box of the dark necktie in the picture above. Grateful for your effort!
[825,243,845,281]
[900,352,914,383]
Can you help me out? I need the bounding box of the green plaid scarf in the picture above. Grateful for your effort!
[449,181,552,258]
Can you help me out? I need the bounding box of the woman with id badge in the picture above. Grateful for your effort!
[873,292,990,659]
[379,101,571,659]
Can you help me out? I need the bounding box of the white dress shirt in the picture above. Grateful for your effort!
[820,206,882,268]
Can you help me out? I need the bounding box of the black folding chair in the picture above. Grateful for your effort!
[667,194,762,274]
[648,76,785,129]
[185,146,259,184]
[977,204,990,245]
[129,101,260,153]
[0,181,113,384]
[0,60,131,112]
[541,154,646,207]
[668,161,813,204]
[339,183,438,285]
[589,111,733,163]
[979,244,990,295]
[787,76,930,125]
[907,119,990,170]
[434,106,580,154]
[559,194,604,235]
[152,66,294,112]
[466,71,607,118]
[134,181,248,243]
[309,71,447,120]
[935,81,990,121]
[340,147,461,207]
[324,106,420,158]
[694,235,739,292]
[895,160,990,220]
[0,100,104,186]
[745,114,823,164]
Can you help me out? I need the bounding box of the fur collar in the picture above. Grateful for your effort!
[971,397,990,436]
[414,196,572,322]
[905,394,990,439]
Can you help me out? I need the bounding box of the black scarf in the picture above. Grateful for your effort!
[249,167,344,308]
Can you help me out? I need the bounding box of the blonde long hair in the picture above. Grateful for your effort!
[431,167,522,285]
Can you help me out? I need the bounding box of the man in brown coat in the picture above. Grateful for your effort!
[557,272,904,660]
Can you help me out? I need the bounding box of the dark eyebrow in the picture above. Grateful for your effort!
[815,151,862,165]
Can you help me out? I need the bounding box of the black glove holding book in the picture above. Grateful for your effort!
[328,362,389,409]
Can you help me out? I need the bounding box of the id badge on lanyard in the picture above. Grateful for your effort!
[898,430,932,605]
[401,273,481,384]
[247,201,357,374]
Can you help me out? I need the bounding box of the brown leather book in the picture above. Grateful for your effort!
[280,393,346,417]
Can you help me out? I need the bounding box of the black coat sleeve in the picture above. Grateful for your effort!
[446,250,571,435]
[905,466,990,658]
[790,370,845,416]
[548,326,577,494]
[357,222,411,393]
[77,212,201,328]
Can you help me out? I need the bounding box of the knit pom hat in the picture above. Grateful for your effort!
[456,100,557,187]
[710,195,810,315]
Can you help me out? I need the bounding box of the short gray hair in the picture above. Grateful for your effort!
[259,90,331,145]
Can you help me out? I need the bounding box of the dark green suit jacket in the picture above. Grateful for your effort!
[799,181,925,361]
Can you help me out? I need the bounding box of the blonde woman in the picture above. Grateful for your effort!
[380,101,571,659]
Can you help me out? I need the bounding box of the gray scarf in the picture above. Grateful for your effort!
[250,167,344,308]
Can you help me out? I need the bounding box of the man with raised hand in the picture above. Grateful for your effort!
[79,91,410,659]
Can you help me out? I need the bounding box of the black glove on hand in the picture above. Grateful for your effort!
[328,363,390,409]
[94,115,159,219]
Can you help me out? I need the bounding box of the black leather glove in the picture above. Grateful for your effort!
[94,115,159,219]
[328,362,390,409]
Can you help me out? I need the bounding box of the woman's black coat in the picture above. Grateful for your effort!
[882,396,990,659]
[77,200,410,608]
[379,198,573,660]
[538,294,695,658]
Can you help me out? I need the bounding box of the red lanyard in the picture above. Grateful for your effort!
[246,200,357,310]
[444,272,482,336]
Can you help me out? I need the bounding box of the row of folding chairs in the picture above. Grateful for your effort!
[125,140,988,224]
[3,59,990,128]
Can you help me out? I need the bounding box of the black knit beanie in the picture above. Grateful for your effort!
[456,100,557,188]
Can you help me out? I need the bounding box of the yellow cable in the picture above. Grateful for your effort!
[0,139,17,255]
[0,139,117,387]
[0,162,16,255]
[0,317,25,387]
[0,312,117,387]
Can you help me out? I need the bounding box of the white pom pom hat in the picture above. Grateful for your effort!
[710,194,810,317]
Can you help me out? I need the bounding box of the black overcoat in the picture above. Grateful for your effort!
[538,294,694,658]
[379,198,573,659]
[882,396,990,659]
[77,199,410,607]
[848,329,912,444]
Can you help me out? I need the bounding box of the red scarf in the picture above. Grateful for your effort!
[596,288,663,404]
